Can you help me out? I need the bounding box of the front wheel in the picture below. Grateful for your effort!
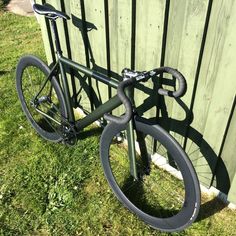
[100,117,200,232]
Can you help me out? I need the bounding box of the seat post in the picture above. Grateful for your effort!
[50,19,62,57]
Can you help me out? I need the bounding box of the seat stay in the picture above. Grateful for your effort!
[33,3,70,20]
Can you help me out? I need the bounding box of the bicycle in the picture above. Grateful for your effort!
[16,3,201,232]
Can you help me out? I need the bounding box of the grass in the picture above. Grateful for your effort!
[1,7,236,236]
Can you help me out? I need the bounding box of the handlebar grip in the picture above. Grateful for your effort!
[154,67,187,98]
[104,79,134,124]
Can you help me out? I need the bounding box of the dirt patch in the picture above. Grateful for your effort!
[6,0,34,16]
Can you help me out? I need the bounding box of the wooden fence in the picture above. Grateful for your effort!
[35,0,236,204]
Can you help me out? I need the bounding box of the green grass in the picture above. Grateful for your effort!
[1,8,236,236]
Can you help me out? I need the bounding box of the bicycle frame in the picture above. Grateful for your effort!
[56,56,138,178]
[35,19,138,178]
[65,56,137,177]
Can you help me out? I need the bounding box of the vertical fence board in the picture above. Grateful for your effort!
[134,0,165,118]
[84,0,108,106]
[69,1,86,64]
[169,0,208,124]
[35,0,53,63]
[228,176,236,204]
[160,0,187,131]
[108,0,132,116]
[70,0,94,112]
[213,98,236,198]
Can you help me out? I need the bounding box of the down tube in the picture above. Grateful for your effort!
[75,95,122,130]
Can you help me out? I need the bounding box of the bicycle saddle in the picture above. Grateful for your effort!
[33,3,70,20]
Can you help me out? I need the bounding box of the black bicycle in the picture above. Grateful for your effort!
[16,3,200,232]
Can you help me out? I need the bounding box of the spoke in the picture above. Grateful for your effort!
[26,68,37,96]
[187,146,200,157]
[191,155,205,163]
[156,144,168,157]
[187,139,194,154]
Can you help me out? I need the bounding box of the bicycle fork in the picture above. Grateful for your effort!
[125,84,150,180]
[125,84,139,180]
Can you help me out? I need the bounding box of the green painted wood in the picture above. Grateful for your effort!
[168,0,208,136]
[213,97,236,197]
[84,0,108,106]
[134,0,165,118]
[156,0,213,187]
[108,0,132,117]
[35,0,53,63]
[69,1,92,112]
[228,176,236,205]
[69,1,86,65]
[160,0,188,133]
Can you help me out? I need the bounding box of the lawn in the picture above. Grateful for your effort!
[1,5,236,236]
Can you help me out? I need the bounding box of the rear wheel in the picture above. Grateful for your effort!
[16,55,67,142]
[100,117,200,232]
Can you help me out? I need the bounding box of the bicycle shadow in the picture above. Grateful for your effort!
[69,13,230,221]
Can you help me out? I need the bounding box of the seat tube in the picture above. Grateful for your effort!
[50,19,62,55]
[59,61,75,123]
[125,84,138,180]
[50,19,75,123]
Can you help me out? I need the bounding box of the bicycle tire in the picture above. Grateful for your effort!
[100,116,200,232]
[16,55,67,142]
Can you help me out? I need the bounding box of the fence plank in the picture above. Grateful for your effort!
[35,0,54,63]
[212,97,236,198]
[160,0,188,133]
[134,0,165,118]
[84,0,108,109]
[108,0,132,116]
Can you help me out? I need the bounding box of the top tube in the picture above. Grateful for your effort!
[59,56,119,89]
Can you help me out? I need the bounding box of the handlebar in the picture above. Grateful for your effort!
[104,78,135,125]
[104,67,187,125]
[152,67,187,98]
